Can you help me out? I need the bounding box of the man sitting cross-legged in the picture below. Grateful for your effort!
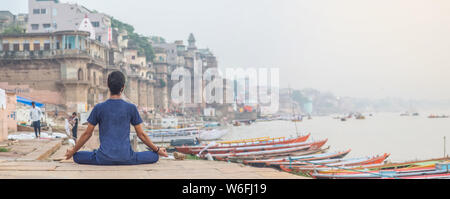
[65,71,168,165]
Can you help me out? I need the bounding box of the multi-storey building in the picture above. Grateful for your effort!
[153,33,227,117]
[0,11,28,33]
[0,11,16,32]
[0,31,109,113]
[27,0,111,46]
[0,1,227,123]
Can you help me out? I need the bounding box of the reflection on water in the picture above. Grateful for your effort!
[223,113,450,162]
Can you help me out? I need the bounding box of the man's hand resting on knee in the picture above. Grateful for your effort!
[65,123,95,160]
[156,147,168,157]
[135,124,168,157]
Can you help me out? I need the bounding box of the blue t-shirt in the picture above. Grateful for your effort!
[87,99,143,164]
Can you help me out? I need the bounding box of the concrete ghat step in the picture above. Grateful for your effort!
[49,144,72,161]
[16,139,63,161]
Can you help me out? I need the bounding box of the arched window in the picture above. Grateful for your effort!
[78,68,84,81]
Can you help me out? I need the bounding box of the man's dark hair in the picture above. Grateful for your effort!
[72,112,77,116]
[31,102,35,105]
[107,71,126,95]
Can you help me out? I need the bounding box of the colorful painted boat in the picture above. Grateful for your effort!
[190,139,323,155]
[175,134,310,154]
[318,158,448,174]
[212,139,327,161]
[311,162,449,179]
[280,153,390,173]
[244,149,350,167]
[216,136,285,144]
[270,153,379,170]
[226,147,329,163]
[212,145,310,160]
[147,128,229,143]
[397,172,450,179]
[266,149,353,168]
[315,164,437,177]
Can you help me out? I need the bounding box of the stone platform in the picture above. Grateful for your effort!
[0,137,308,179]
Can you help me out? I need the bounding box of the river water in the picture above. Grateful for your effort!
[222,112,450,162]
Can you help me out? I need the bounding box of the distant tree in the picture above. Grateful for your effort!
[2,25,25,34]
[111,17,155,61]
[150,36,166,44]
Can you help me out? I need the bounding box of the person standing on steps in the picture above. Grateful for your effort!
[30,102,42,139]
[70,112,79,143]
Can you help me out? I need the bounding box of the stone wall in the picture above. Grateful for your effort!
[0,107,7,142]
[6,92,17,133]
[0,60,61,92]
[138,80,148,110]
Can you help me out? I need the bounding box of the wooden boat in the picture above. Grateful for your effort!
[315,164,437,177]
[312,162,450,179]
[318,158,449,174]
[397,172,450,179]
[244,149,350,167]
[212,145,310,160]
[428,115,449,119]
[274,156,382,170]
[212,139,327,161]
[280,153,390,173]
[216,136,286,144]
[147,127,200,138]
[175,134,310,154]
[190,139,323,155]
[226,147,329,163]
[147,128,228,143]
[265,149,352,168]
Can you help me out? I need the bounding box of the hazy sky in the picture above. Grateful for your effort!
[3,0,450,100]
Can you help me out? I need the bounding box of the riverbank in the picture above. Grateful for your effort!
[0,135,307,179]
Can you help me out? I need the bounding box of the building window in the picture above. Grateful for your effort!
[23,41,30,51]
[91,21,100,27]
[78,69,84,81]
[33,41,41,51]
[132,56,136,60]
[96,36,102,42]
[31,24,39,30]
[13,43,19,51]
[33,9,40,14]
[44,41,51,50]
[43,24,51,29]
[41,9,46,14]
[52,8,57,17]
[2,42,9,51]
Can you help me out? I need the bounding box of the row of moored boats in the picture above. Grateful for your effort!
[174,133,450,179]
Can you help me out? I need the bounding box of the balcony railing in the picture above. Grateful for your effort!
[0,49,107,63]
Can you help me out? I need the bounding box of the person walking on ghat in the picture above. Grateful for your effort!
[30,102,42,139]
[65,71,168,165]
[70,112,79,143]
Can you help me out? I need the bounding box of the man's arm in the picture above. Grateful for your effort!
[134,124,168,157]
[65,123,95,159]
